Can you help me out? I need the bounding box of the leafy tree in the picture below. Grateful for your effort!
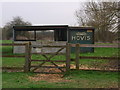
[2,16,32,40]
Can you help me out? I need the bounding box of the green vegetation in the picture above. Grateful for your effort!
[1,40,119,88]
[2,71,118,88]
[1,40,13,43]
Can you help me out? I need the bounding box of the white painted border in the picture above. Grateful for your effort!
[0,0,119,2]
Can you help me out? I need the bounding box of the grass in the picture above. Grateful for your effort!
[1,40,119,88]
[2,71,119,88]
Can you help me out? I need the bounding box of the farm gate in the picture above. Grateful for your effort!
[24,42,71,74]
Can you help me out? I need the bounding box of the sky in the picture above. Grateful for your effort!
[1,0,117,27]
[1,1,82,27]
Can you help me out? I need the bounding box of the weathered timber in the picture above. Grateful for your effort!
[31,52,65,55]
[31,45,66,48]
[31,60,66,62]
[70,44,118,48]
[48,47,65,60]
[66,43,71,72]
[50,61,65,72]
[75,43,80,70]
[1,55,25,57]
[24,43,30,72]
[79,56,119,60]
[31,65,66,68]
[31,61,46,72]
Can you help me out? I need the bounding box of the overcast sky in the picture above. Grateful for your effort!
[1,2,82,27]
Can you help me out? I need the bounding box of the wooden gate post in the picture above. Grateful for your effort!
[28,42,31,71]
[66,43,71,72]
[75,43,80,70]
[24,42,30,72]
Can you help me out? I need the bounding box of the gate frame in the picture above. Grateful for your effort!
[24,42,71,73]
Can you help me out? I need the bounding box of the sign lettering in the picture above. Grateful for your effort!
[72,32,91,41]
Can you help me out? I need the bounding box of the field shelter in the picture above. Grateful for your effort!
[13,25,95,53]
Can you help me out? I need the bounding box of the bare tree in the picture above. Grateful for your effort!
[75,1,119,42]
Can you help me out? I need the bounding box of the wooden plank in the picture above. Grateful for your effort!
[48,47,65,59]
[79,56,120,60]
[1,43,26,46]
[70,44,118,48]
[75,43,79,70]
[31,65,66,68]
[80,44,118,48]
[31,61,46,72]
[1,55,25,57]
[31,45,66,48]
[50,61,65,72]
[31,52,65,55]
[31,60,66,62]
[41,54,49,60]
[66,43,71,72]
[41,45,66,48]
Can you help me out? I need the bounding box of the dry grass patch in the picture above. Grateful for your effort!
[28,74,72,83]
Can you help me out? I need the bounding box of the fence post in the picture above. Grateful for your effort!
[29,41,31,70]
[24,42,30,72]
[75,43,79,70]
[66,43,71,72]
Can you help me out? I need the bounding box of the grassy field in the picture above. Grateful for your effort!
[1,40,119,88]
[2,71,118,88]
